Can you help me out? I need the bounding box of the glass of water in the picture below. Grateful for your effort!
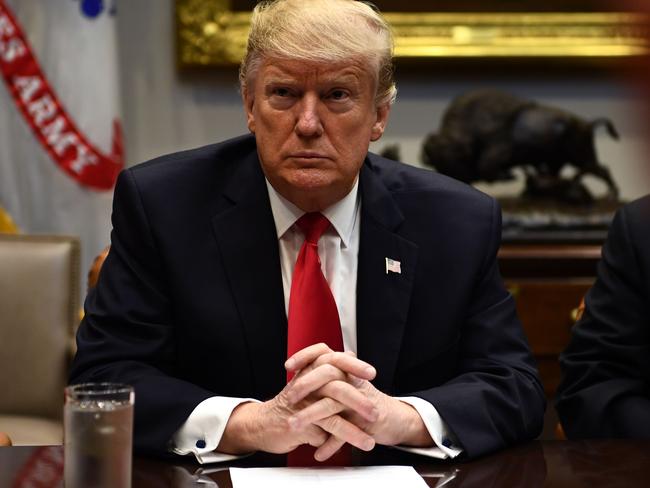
[64,383,134,488]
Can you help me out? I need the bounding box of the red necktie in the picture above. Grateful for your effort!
[287,212,343,378]
[286,212,348,466]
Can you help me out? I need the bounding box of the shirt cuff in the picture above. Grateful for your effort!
[395,396,463,459]
[170,396,260,464]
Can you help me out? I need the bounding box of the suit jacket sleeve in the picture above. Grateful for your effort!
[69,169,216,456]
[556,199,650,438]
[410,199,545,458]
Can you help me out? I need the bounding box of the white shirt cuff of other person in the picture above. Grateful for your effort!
[170,178,463,463]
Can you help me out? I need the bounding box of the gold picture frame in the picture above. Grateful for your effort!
[176,0,650,68]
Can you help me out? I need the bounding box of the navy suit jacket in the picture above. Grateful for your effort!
[70,134,544,459]
[557,195,650,438]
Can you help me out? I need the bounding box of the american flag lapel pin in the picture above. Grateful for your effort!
[385,257,401,274]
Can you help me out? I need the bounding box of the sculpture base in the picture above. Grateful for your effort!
[500,196,621,243]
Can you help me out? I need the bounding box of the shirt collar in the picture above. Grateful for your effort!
[265,177,360,249]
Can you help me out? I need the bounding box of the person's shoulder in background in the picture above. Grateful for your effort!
[557,194,650,439]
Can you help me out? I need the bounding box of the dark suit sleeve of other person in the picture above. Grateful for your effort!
[556,196,650,439]
[360,155,545,458]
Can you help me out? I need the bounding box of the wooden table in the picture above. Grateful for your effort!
[1,440,649,487]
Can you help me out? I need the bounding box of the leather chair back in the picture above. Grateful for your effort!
[0,234,79,444]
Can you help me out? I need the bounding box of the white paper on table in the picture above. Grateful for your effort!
[230,465,429,488]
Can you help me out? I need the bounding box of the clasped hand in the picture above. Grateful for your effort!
[218,343,431,461]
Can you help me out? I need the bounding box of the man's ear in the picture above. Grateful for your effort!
[370,103,390,142]
[243,87,256,133]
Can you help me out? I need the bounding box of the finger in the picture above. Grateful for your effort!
[320,381,377,422]
[311,353,376,380]
[286,363,346,404]
[314,436,346,462]
[290,396,344,430]
[287,349,376,382]
[346,373,366,388]
[316,415,375,452]
[285,343,333,371]
[291,381,377,423]
[304,425,328,448]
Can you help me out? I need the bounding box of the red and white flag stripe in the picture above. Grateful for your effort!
[0,0,122,190]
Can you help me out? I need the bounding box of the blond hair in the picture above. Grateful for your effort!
[240,0,397,106]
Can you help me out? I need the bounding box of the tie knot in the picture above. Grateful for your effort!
[296,212,330,244]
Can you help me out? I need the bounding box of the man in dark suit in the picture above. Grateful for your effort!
[557,195,650,438]
[70,0,544,462]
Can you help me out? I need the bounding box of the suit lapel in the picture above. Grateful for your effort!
[209,151,418,397]
[210,152,287,400]
[357,162,418,393]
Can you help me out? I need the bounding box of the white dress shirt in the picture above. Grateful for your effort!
[171,178,462,463]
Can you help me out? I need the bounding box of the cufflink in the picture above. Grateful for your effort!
[442,438,453,448]
[195,439,206,449]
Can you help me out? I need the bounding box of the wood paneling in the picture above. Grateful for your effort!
[498,242,601,438]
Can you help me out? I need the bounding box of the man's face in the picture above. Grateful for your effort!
[244,57,390,211]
